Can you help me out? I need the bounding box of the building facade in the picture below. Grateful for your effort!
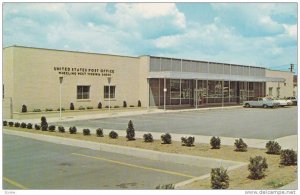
[3,46,293,117]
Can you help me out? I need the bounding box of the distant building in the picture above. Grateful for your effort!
[293,75,297,97]
[3,46,294,118]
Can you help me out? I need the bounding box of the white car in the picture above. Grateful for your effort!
[244,97,280,108]
[269,98,292,107]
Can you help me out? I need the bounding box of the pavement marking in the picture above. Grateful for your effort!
[72,152,196,179]
[3,177,28,189]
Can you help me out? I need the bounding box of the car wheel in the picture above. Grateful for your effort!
[245,103,250,108]
[263,104,268,108]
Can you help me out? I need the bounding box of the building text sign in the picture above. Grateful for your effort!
[54,66,115,77]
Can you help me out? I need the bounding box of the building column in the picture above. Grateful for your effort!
[164,77,166,111]
[195,79,198,109]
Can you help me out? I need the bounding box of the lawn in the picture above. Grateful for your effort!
[4,126,297,189]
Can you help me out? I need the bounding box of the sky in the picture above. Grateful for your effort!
[3,2,298,72]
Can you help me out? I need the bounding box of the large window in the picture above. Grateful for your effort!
[77,86,90,99]
[104,86,116,99]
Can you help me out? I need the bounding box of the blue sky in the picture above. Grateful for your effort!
[3,3,298,72]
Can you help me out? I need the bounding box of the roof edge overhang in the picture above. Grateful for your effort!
[148,71,285,82]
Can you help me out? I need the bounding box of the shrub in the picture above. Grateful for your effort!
[96,128,104,137]
[8,122,14,127]
[155,184,175,189]
[21,105,27,113]
[280,149,297,166]
[123,101,127,108]
[27,123,33,129]
[3,121,7,126]
[34,124,41,130]
[78,106,85,110]
[210,136,221,149]
[41,116,48,131]
[105,105,112,108]
[211,167,229,189]
[181,136,195,147]
[58,126,65,133]
[114,105,119,108]
[83,129,91,136]
[45,108,53,112]
[32,109,41,112]
[130,105,134,107]
[98,102,102,109]
[248,156,268,180]
[20,122,27,128]
[14,122,20,127]
[138,100,141,107]
[109,131,118,139]
[69,126,77,134]
[234,138,248,152]
[70,103,75,110]
[266,141,281,155]
[126,120,135,141]
[48,125,56,132]
[161,133,172,144]
[143,133,153,142]
[87,106,93,110]
[56,107,65,111]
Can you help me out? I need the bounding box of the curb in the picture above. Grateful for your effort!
[3,129,244,169]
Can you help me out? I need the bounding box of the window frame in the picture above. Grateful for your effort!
[77,85,91,100]
[104,85,116,99]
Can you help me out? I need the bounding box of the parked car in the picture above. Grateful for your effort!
[243,97,280,108]
[286,96,297,105]
[268,98,292,107]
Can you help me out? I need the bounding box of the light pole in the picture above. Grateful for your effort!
[107,76,111,111]
[59,76,63,119]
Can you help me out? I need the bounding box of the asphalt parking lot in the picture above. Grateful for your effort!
[3,134,211,189]
[54,106,297,140]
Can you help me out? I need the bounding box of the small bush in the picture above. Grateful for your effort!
[98,102,102,109]
[155,184,175,189]
[280,149,297,166]
[14,122,20,128]
[45,108,53,112]
[56,107,65,111]
[161,133,172,144]
[41,116,48,131]
[248,156,268,180]
[181,136,195,147]
[70,103,75,110]
[78,106,85,110]
[211,167,229,189]
[48,125,56,132]
[21,105,27,113]
[96,128,104,137]
[32,108,41,112]
[143,133,153,142]
[109,131,118,139]
[20,122,27,128]
[34,124,41,130]
[126,120,135,141]
[105,105,112,108]
[138,100,141,107]
[3,121,7,126]
[234,138,248,152]
[8,122,14,127]
[58,126,65,133]
[83,129,91,136]
[129,105,134,107]
[27,123,33,129]
[87,106,93,110]
[123,101,127,108]
[69,126,77,134]
[266,141,281,155]
[114,105,119,108]
[210,136,221,149]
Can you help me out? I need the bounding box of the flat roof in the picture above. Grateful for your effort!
[3,45,139,59]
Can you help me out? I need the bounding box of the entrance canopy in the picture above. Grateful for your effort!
[148,71,285,82]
